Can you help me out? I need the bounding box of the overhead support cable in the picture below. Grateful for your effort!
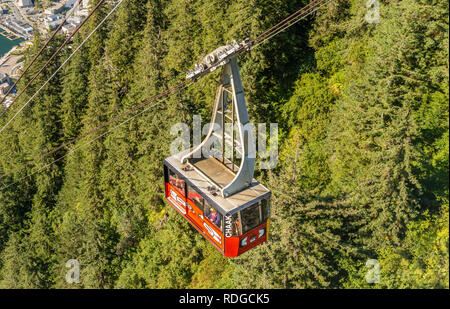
[0,0,83,110]
[0,0,121,135]
[251,0,333,50]
[0,0,107,123]
[252,0,326,45]
[185,0,333,80]
[0,78,189,182]
[0,0,334,189]
[0,0,224,132]
[0,81,193,192]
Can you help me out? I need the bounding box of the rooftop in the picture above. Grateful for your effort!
[165,149,271,215]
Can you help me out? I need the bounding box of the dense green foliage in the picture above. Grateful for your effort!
[0,0,448,288]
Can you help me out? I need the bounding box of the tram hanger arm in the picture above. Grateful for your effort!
[186,38,252,81]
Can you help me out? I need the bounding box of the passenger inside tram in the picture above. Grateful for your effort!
[233,217,240,236]
[187,184,204,209]
[169,172,185,192]
[207,207,221,228]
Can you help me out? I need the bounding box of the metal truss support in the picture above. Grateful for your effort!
[181,56,255,198]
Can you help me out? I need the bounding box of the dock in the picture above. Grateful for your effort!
[0,23,24,41]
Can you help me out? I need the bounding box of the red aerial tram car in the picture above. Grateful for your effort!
[164,39,271,257]
[164,152,271,257]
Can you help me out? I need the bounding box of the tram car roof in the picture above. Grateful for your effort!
[164,149,271,216]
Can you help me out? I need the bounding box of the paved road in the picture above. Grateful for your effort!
[7,0,33,25]
[0,52,21,76]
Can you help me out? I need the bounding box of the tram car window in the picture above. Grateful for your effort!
[241,203,262,234]
[168,169,185,194]
[164,138,271,257]
[231,213,241,236]
[261,198,270,221]
[187,184,204,209]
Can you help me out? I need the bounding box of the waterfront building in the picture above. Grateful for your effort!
[16,0,34,8]
[0,73,11,85]
[0,5,7,15]
[44,2,67,15]
[0,82,11,96]
[65,0,78,8]
[62,23,76,34]
[44,14,64,30]
[68,15,83,25]
[6,18,33,35]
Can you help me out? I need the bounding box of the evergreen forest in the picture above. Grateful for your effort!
[0,0,448,289]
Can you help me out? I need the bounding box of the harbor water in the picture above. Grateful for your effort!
[0,33,23,58]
